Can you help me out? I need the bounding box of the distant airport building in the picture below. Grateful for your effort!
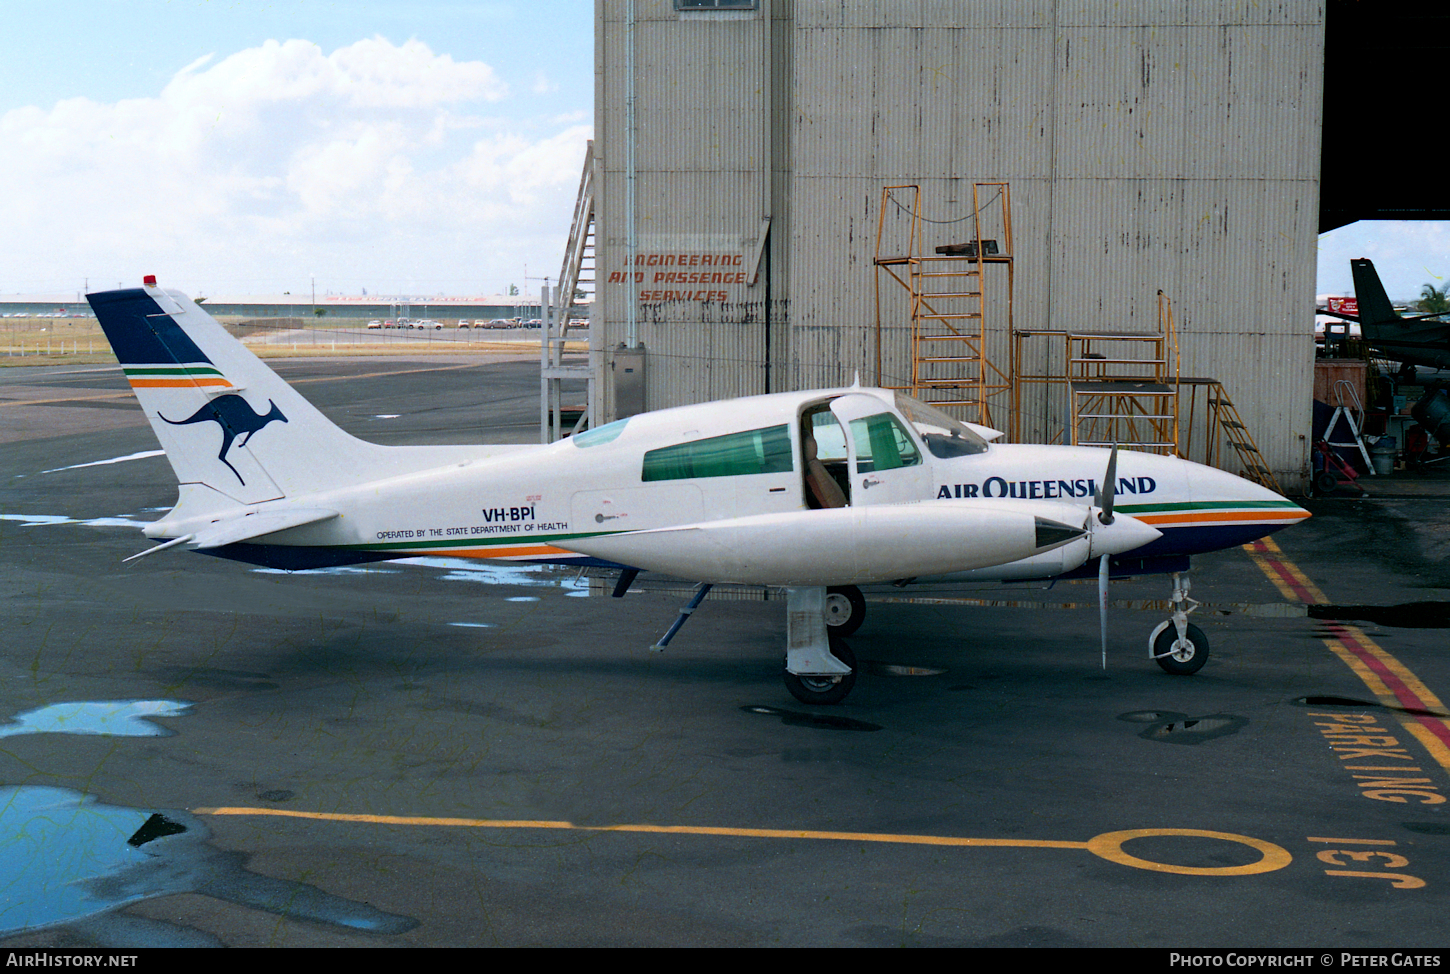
[0,294,543,322]
[591,1,1325,486]
[188,294,542,321]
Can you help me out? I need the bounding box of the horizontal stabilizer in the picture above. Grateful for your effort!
[190,507,340,550]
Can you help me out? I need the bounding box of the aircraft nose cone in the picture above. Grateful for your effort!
[1187,463,1310,546]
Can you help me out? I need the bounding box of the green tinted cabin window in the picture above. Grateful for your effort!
[642,425,793,481]
[849,413,922,473]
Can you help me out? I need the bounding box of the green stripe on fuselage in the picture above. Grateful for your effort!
[1117,499,1298,514]
[123,366,225,376]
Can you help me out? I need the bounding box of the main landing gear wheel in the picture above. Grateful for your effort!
[783,635,857,706]
[823,585,866,637]
[1152,622,1209,676]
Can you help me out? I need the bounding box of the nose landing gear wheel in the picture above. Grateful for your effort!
[783,636,857,705]
[1152,622,1208,675]
[823,585,866,637]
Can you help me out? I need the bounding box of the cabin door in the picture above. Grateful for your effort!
[827,394,932,507]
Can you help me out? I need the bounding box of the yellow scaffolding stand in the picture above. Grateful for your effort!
[1013,291,1181,453]
[873,183,1013,428]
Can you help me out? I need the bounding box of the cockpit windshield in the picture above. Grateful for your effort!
[891,392,990,458]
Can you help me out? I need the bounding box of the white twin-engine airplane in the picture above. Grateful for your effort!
[88,278,1309,705]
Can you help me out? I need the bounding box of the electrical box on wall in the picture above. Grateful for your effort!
[613,344,647,419]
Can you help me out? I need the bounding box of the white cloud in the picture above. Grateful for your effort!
[0,35,588,293]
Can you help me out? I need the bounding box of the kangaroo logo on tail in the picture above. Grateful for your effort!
[159,395,288,484]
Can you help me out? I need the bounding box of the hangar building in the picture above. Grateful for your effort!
[586,1,1325,488]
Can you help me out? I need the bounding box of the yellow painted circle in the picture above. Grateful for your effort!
[1085,829,1292,876]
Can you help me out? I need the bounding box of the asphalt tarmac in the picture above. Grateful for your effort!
[1,357,1448,948]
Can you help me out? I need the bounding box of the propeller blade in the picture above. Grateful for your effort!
[1096,443,1119,525]
[1089,444,1122,667]
[1099,553,1109,669]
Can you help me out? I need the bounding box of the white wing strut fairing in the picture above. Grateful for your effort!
[86,277,1309,706]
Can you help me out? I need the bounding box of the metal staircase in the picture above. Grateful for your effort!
[541,141,596,443]
[1207,383,1283,493]
[554,140,596,335]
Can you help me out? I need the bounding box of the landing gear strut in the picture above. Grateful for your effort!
[783,586,859,705]
[1149,572,1208,675]
[783,634,858,705]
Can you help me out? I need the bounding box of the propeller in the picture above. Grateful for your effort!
[1093,444,1119,669]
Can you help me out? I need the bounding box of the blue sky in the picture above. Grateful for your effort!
[1317,221,1450,304]
[3,3,1445,304]
[0,0,593,298]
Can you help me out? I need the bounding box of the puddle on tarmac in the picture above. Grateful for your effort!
[742,705,882,732]
[0,513,153,530]
[1308,601,1450,629]
[868,663,947,677]
[0,786,417,945]
[252,564,400,577]
[1118,709,1247,744]
[1290,695,1450,718]
[0,700,190,739]
[402,557,589,596]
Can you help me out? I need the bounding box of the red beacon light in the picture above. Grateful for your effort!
[143,275,157,287]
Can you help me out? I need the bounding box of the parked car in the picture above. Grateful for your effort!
[367,320,382,329]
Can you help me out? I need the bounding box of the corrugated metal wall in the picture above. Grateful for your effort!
[595,1,776,416]
[596,0,1324,486]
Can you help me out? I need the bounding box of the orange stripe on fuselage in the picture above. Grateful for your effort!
[392,544,578,560]
[128,378,233,388]
[1136,510,1309,526]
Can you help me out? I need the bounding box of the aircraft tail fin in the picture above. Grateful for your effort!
[88,279,385,507]
[1350,257,1401,337]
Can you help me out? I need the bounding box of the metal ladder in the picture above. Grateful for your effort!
[1322,378,1375,475]
[873,182,1013,428]
[541,141,596,443]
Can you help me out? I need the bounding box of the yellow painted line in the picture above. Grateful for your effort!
[0,360,486,407]
[0,391,136,408]
[195,807,1290,877]
[287,361,491,385]
[1244,536,1329,603]
[1243,537,1450,775]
